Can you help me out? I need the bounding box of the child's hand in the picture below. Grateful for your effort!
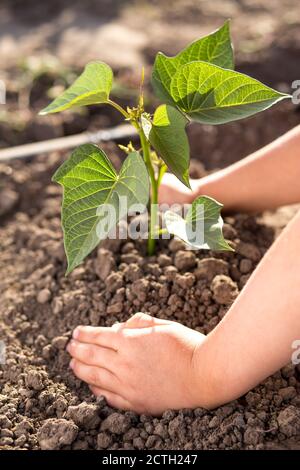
[158,172,199,206]
[67,313,207,415]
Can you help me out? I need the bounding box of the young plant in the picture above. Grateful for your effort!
[40,21,291,274]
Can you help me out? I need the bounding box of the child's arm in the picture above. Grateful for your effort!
[159,125,300,212]
[194,209,300,408]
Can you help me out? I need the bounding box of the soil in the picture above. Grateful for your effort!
[1,0,300,452]
[0,147,300,451]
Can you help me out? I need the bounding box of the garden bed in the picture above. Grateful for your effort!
[1,137,300,450]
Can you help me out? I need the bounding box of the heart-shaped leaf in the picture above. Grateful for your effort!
[141,105,190,188]
[152,20,234,103]
[53,145,149,273]
[165,196,233,251]
[169,61,290,124]
[40,61,113,115]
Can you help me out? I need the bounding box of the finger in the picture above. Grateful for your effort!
[111,321,126,331]
[67,339,118,370]
[72,325,121,350]
[89,385,133,411]
[125,312,170,329]
[70,359,120,393]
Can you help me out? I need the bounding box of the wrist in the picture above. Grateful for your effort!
[190,335,227,409]
[190,170,232,213]
[189,173,219,200]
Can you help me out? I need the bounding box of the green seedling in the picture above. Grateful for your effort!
[40,21,291,274]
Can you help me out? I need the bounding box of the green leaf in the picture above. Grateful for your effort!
[152,20,234,103]
[169,61,290,124]
[53,144,149,273]
[164,196,233,251]
[39,61,113,115]
[141,105,190,188]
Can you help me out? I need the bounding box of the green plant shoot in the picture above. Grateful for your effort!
[40,20,291,274]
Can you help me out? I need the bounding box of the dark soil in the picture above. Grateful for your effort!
[1,146,300,451]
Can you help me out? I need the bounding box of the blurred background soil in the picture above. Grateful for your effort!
[1,0,299,227]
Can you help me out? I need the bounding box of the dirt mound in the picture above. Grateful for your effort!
[0,153,299,450]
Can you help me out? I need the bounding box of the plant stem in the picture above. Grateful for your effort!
[139,129,156,187]
[107,99,130,119]
[149,175,159,255]
[107,97,159,254]
[139,128,158,256]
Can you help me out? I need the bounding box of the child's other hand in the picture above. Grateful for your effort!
[67,313,207,415]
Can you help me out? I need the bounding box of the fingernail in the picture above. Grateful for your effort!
[69,359,75,369]
[72,327,80,339]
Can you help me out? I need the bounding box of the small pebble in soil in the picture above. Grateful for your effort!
[101,412,131,435]
[0,188,19,216]
[51,336,69,350]
[65,402,101,430]
[37,418,79,450]
[277,406,300,437]
[174,251,196,271]
[25,370,46,391]
[97,432,113,449]
[239,259,253,274]
[95,248,116,281]
[36,289,52,304]
[211,275,239,305]
[236,241,261,262]
[195,258,229,281]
